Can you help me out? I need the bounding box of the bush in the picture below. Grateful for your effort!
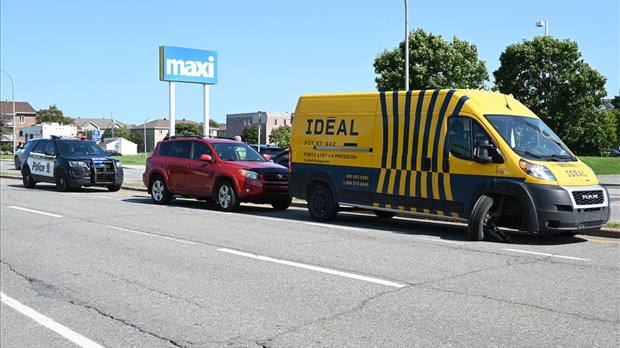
[1,143,13,154]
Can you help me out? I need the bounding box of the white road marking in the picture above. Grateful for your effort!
[1,292,105,348]
[417,237,465,245]
[7,206,62,218]
[218,248,406,288]
[106,225,197,245]
[503,248,591,261]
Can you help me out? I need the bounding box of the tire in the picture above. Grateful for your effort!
[271,197,292,210]
[468,195,494,241]
[21,166,36,188]
[150,176,172,204]
[308,185,338,221]
[107,184,122,192]
[216,180,240,212]
[373,210,396,219]
[55,169,71,192]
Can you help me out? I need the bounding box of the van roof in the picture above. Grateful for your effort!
[298,89,536,117]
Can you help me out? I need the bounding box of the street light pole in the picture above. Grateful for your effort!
[535,20,548,36]
[143,116,151,156]
[404,0,409,91]
[1,69,16,153]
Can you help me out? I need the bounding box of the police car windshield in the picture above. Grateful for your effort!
[212,143,266,162]
[485,115,575,161]
[58,141,106,156]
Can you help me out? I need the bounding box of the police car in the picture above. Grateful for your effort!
[21,136,124,192]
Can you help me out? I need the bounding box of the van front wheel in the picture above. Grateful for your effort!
[468,195,494,241]
[308,185,338,221]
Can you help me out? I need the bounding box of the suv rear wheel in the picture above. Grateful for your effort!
[150,176,172,204]
[271,197,292,210]
[21,166,36,188]
[216,180,240,212]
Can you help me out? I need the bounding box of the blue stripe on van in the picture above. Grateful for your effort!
[402,90,412,170]
[412,90,425,171]
[391,91,399,169]
[432,89,456,173]
[421,89,440,170]
[379,92,388,169]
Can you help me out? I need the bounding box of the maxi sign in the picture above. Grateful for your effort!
[159,46,218,85]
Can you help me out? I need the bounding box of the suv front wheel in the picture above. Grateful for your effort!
[150,176,172,205]
[216,180,240,212]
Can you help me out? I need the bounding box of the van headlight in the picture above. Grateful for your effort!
[519,159,556,181]
[239,169,259,180]
[69,160,88,168]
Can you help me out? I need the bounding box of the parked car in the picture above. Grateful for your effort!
[248,144,283,161]
[20,137,124,192]
[13,142,30,170]
[270,149,290,168]
[609,147,620,157]
[105,150,122,156]
[143,136,291,211]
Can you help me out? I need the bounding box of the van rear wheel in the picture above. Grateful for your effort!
[308,185,338,221]
[468,195,494,241]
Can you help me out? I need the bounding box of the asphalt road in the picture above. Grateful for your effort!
[1,176,618,347]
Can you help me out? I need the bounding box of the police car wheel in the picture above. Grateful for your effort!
[216,180,240,212]
[55,170,71,192]
[150,176,172,205]
[468,195,494,241]
[308,185,338,221]
[21,166,36,188]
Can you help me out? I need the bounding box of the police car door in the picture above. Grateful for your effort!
[27,140,56,183]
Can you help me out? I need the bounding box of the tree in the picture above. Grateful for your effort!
[242,124,259,144]
[102,124,131,140]
[494,36,614,155]
[36,105,73,124]
[209,119,221,129]
[374,29,489,91]
[269,125,290,149]
[175,122,202,136]
[129,132,144,152]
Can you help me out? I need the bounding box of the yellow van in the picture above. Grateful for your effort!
[289,89,611,241]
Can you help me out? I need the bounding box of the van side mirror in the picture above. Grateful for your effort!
[474,140,504,164]
[200,154,213,162]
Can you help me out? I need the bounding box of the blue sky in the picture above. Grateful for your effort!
[1,0,618,126]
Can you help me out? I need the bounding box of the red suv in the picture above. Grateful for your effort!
[143,137,291,211]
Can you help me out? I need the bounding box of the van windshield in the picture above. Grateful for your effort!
[485,115,576,161]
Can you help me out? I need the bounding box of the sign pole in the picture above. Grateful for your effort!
[203,84,210,137]
[169,81,176,137]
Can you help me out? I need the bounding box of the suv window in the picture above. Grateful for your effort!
[170,141,192,159]
[44,141,58,155]
[191,141,212,160]
[32,140,49,154]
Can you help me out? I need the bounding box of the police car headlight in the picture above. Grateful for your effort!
[239,169,259,180]
[69,160,88,168]
[519,159,556,181]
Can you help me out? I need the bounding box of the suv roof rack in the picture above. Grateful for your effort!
[163,135,206,140]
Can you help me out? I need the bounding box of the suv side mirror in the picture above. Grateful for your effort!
[200,154,213,162]
[474,140,504,164]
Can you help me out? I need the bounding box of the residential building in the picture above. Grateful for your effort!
[72,117,127,137]
[0,101,37,149]
[226,111,292,144]
[129,118,215,153]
